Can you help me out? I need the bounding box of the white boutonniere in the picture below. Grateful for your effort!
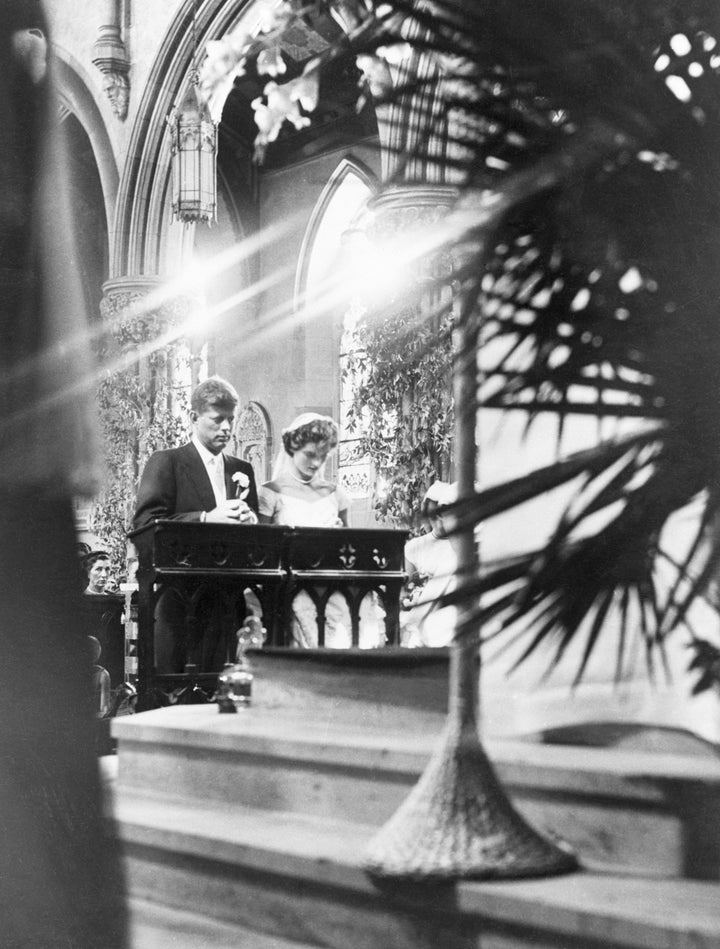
[232,471,250,499]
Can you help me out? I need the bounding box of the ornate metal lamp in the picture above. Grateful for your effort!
[168,75,217,225]
[168,2,217,225]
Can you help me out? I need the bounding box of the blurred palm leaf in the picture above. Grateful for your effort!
[333,0,720,679]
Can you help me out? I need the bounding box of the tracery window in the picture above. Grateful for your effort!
[300,159,375,518]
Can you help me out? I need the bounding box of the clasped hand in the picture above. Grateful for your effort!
[206,499,258,525]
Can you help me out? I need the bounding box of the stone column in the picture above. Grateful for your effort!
[92,0,130,120]
[96,276,203,566]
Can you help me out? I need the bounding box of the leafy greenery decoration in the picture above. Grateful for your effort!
[344,302,454,529]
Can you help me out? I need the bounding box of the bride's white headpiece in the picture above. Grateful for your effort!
[423,481,457,506]
[281,412,336,435]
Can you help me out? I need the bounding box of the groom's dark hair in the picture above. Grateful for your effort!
[191,376,239,414]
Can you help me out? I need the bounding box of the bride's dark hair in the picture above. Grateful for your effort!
[282,414,338,456]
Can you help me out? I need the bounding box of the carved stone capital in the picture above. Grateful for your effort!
[100,276,200,347]
[353,186,459,285]
[365,186,457,239]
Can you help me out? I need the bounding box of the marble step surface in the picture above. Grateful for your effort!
[112,704,720,879]
[114,787,720,949]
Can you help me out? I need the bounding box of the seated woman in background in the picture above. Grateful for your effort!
[401,481,457,648]
[83,551,113,595]
[259,413,384,648]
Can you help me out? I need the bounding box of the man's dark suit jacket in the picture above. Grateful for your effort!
[133,441,259,531]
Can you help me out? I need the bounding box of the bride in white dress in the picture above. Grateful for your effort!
[258,413,384,648]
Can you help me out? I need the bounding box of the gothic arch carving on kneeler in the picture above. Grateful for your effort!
[232,402,272,483]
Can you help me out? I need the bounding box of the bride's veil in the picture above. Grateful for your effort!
[271,449,293,481]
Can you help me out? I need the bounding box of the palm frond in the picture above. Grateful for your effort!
[414,0,720,680]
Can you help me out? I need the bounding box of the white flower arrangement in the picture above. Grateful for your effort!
[198,3,322,158]
[196,0,405,158]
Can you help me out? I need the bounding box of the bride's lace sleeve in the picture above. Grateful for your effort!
[335,483,351,521]
[258,482,280,521]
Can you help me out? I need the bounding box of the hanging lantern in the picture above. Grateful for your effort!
[168,76,217,225]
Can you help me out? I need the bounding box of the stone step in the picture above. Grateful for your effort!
[129,897,319,949]
[112,704,720,879]
[114,789,720,949]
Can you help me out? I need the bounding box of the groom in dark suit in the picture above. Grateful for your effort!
[133,376,259,672]
[134,376,258,529]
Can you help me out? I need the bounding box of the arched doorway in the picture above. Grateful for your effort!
[58,109,110,546]
[296,160,376,523]
[59,111,108,323]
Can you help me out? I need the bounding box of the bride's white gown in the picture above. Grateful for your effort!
[259,476,385,648]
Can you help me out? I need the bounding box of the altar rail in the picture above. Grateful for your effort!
[129,521,407,707]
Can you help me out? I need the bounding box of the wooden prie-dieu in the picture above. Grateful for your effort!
[129,520,407,707]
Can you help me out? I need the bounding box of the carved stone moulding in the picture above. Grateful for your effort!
[93,20,130,120]
[100,70,129,121]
